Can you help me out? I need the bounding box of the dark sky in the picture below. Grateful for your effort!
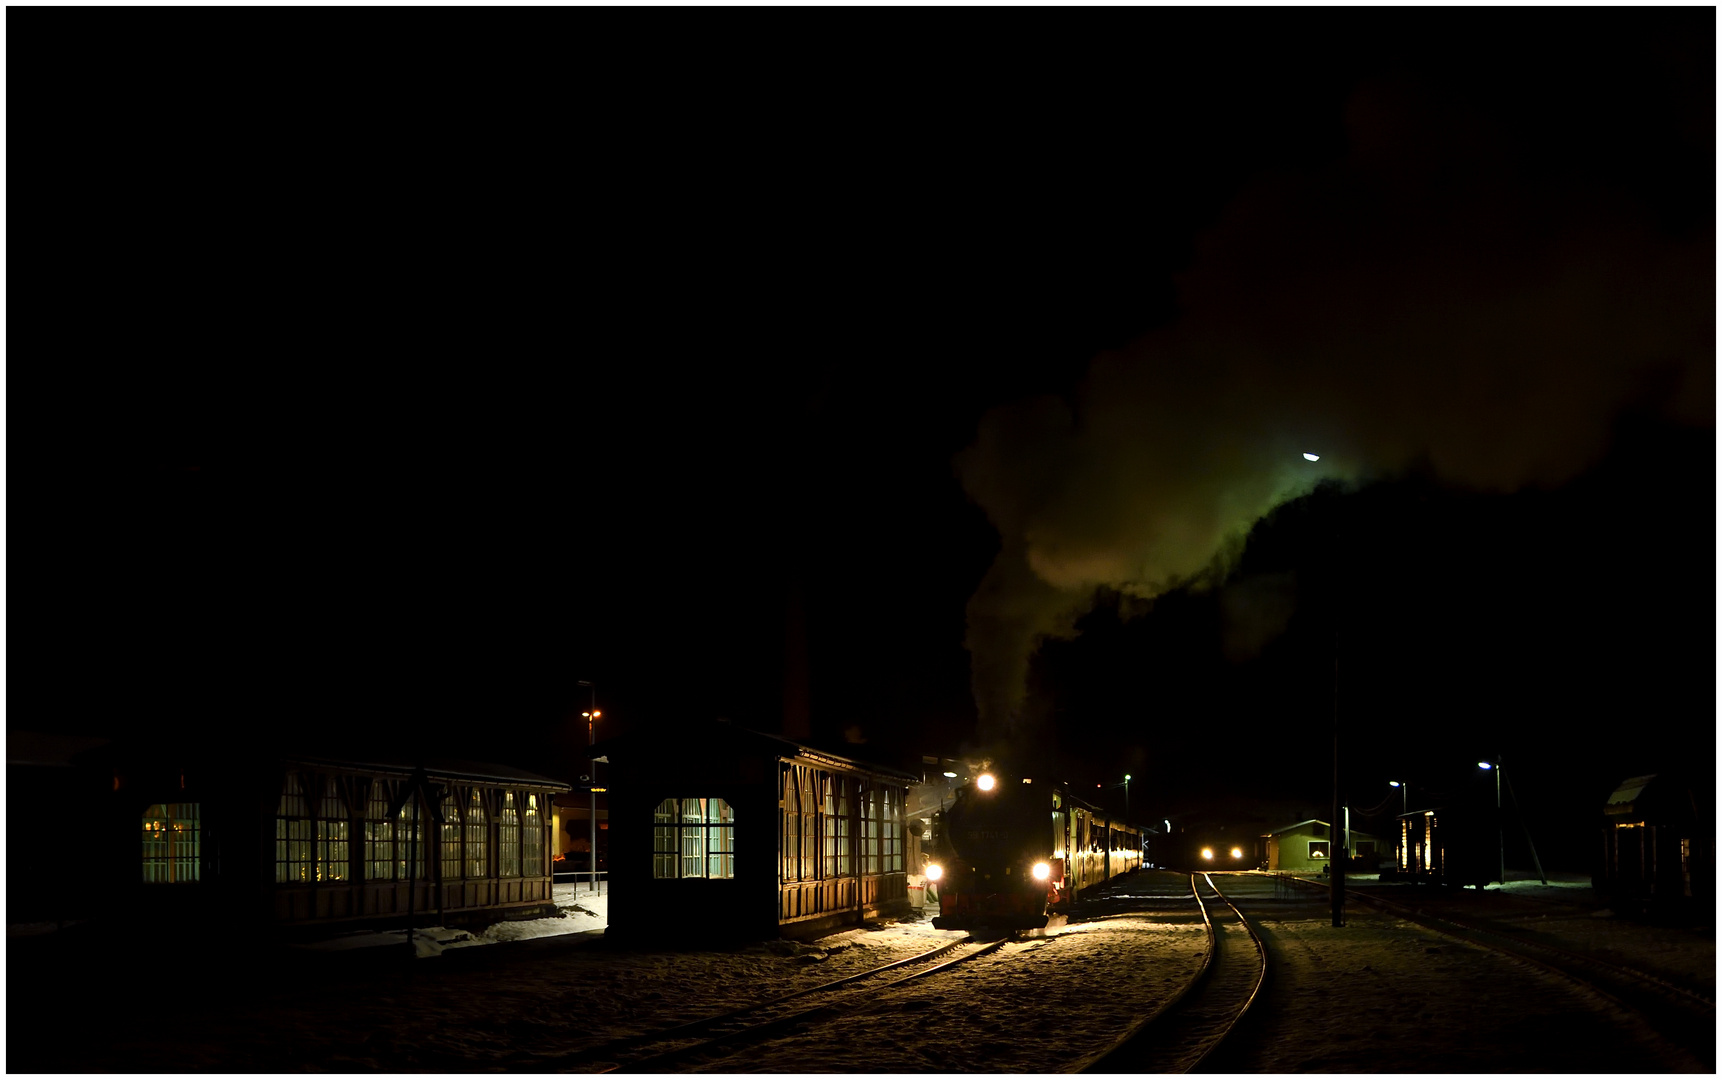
[18,11,1714,866]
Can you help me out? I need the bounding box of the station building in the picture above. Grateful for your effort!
[77,736,569,934]
[597,720,923,941]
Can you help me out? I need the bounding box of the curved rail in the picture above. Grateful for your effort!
[595,937,1010,1073]
[1076,871,1267,1073]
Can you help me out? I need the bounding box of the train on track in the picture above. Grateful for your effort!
[926,768,1140,930]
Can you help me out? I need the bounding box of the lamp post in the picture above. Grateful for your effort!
[1304,450,1343,928]
[1479,760,1502,888]
[1390,780,1407,814]
[1124,774,1131,822]
[580,680,600,895]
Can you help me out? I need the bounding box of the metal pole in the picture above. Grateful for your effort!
[1331,623,1343,927]
[590,688,598,895]
[1495,756,1504,888]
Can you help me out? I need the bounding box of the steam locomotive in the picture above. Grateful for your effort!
[927,770,1141,931]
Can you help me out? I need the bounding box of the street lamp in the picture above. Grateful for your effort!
[580,679,600,895]
[1303,449,1342,927]
[1124,774,1131,822]
[1479,760,1502,888]
[1389,780,1407,815]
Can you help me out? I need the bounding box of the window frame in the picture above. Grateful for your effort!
[142,802,201,884]
[652,797,735,880]
[276,771,313,884]
[499,790,521,878]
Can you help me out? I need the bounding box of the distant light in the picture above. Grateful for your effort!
[1478,762,1493,769]
[1201,847,1214,860]
[977,774,996,791]
[1124,774,1131,781]
[1303,452,1320,461]
[943,771,957,778]
[1231,847,1243,859]
[1389,781,1403,787]
[1021,778,1033,784]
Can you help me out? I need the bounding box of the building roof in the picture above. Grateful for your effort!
[72,734,570,791]
[1604,774,1657,816]
[594,721,923,784]
[1265,818,1330,835]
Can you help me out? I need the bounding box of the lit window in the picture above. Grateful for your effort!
[142,803,200,884]
[440,792,462,882]
[651,798,735,880]
[276,772,313,883]
[521,793,543,877]
[834,776,851,876]
[465,790,488,879]
[316,777,349,882]
[499,791,520,878]
[364,781,395,881]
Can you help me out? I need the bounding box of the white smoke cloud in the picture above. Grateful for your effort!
[956,75,1713,741]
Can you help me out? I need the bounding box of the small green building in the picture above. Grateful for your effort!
[1264,819,1386,872]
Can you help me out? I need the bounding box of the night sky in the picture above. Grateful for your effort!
[19,11,1714,869]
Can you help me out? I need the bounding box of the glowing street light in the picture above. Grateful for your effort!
[1479,760,1502,888]
[579,679,601,894]
[1303,452,1321,461]
[1389,780,1408,815]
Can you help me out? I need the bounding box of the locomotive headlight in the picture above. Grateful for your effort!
[1231,847,1243,860]
[925,863,943,882]
[1201,847,1214,861]
[1032,861,1051,881]
[977,774,996,792]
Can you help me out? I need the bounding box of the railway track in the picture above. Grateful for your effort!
[1077,872,1267,1073]
[1289,875,1715,1071]
[561,936,1005,1072]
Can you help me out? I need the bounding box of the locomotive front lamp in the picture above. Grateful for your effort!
[925,863,943,881]
[977,774,996,791]
[1032,862,1051,881]
[1201,847,1214,860]
[1231,847,1243,859]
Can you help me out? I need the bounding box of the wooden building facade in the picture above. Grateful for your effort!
[93,739,569,933]
[601,722,922,941]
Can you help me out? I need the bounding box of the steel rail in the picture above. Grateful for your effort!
[1183,872,1269,1073]
[534,936,973,1071]
[1072,872,1219,1073]
[597,937,1010,1073]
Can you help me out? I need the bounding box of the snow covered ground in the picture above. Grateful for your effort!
[289,880,613,956]
[7,869,1712,1073]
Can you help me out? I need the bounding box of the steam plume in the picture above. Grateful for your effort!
[956,76,1713,742]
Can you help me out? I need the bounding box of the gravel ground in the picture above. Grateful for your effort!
[7,870,1711,1072]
